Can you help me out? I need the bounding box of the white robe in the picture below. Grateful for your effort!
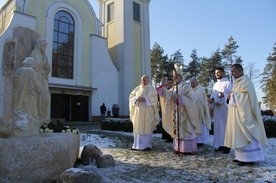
[129,84,160,150]
[225,75,267,162]
[191,84,211,144]
[210,77,232,148]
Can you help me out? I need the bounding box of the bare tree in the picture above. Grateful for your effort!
[245,62,261,85]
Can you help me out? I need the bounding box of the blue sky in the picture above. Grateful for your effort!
[1,0,275,107]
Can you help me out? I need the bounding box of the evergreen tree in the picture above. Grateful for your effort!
[167,49,185,76]
[198,56,210,88]
[221,36,243,80]
[199,49,223,94]
[185,49,201,81]
[261,43,276,110]
[150,42,168,85]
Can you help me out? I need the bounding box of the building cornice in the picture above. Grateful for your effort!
[49,83,97,91]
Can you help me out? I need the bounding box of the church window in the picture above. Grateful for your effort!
[133,2,140,22]
[107,2,114,22]
[52,10,75,79]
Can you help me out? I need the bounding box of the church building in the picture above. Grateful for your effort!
[0,0,151,122]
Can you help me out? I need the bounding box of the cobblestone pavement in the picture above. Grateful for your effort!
[76,130,276,183]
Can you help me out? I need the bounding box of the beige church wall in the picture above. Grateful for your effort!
[25,0,99,87]
[90,35,119,116]
[26,0,98,36]
[133,22,142,86]
[105,21,119,79]
[107,22,120,69]
[107,22,115,48]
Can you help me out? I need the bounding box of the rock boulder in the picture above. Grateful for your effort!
[0,133,80,183]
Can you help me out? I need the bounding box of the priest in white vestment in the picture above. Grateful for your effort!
[209,67,232,154]
[225,64,267,166]
[190,79,211,146]
[157,64,200,154]
[129,75,160,150]
[160,77,174,142]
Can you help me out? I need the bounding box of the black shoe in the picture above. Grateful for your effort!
[237,161,254,166]
[166,138,173,142]
[214,146,224,151]
[232,159,240,163]
[197,143,204,147]
[183,152,197,155]
[222,147,231,154]
[143,147,152,151]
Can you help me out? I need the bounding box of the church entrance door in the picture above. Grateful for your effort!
[51,93,89,121]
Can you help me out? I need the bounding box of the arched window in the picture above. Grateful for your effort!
[52,10,75,79]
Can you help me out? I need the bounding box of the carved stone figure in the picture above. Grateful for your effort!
[13,38,51,136]
[29,38,51,124]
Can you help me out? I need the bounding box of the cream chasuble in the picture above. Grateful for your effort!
[225,75,267,148]
[191,84,211,130]
[159,81,200,139]
[129,84,160,134]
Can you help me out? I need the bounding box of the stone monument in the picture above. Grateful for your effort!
[0,27,80,183]
[13,37,51,136]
